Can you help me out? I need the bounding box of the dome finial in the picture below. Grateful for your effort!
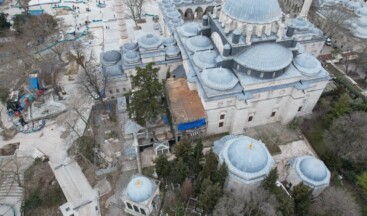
[248,143,253,149]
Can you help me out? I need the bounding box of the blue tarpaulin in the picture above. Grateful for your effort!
[177,118,206,131]
[29,76,39,90]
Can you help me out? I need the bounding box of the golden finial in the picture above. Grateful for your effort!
[135,180,142,188]
[248,143,253,149]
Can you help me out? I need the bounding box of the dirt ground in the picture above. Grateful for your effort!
[23,161,66,216]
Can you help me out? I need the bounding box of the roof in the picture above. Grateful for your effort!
[215,135,274,184]
[234,43,293,72]
[222,0,282,24]
[165,78,206,124]
[126,176,154,202]
[293,156,330,188]
[293,53,322,76]
[124,120,144,134]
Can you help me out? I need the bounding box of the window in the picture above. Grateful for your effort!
[140,208,146,215]
[133,205,139,213]
[219,122,224,127]
[247,69,251,76]
[109,90,113,94]
[260,72,264,78]
[116,89,120,93]
[123,88,126,92]
[271,111,276,117]
[298,106,302,112]
[248,116,253,122]
[126,202,133,209]
[220,114,225,120]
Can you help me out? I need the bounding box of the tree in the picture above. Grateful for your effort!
[68,136,96,164]
[262,168,278,192]
[173,138,192,162]
[357,172,367,196]
[191,140,203,177]
[292,183,311,216]
[18,0,31,13]
[198,178,222,215]
[310,186,361,216]
[325,111,367,164]
[123,0,145,28]
[202,150,218,180]
[128,63,164,125]
[153,154,171,182]
[0,88,9,104]
[181,178,192,202]
[212,163,228,187]
[0,13,11,32]
[171,158,189,184]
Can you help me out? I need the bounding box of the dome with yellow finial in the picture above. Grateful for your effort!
[126,175,155,202]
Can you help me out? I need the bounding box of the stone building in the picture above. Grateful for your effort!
[120,175,160,216]
[286,155,331,196]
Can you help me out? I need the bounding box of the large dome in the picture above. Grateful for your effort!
[222,0,282,24]
[293,53,322,76]
[201,68,238,90]
[235,43,293,72]
[126,176,154,203]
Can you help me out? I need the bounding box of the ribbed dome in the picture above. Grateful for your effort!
[102,50,121,64]
[165,46,181,56]
[123,41,138,51]
[186,35,213,52]
[299,157,328,182]
[235,43,293,72]
[169,17,184,27]
[163,37,177,46]
[167,10,181,19]
[138,34,163,49]
[123,50,140,63]
[179,22,199,37]
[227,138,269,173]
[293,53,322,76]
[193,51,218,69]
[201,68,237,90]
[222,0,282,24]
[126,176,154,203]
[357,7,367,17]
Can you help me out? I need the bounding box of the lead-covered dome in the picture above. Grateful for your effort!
[293,53,322,76]
[216,136,274,184]
[222,0,282,24]
[201,68,238,90]
[138,34,163,50]
[123,50,140,63]
[357,7,367,17]
[122,41,138,52]
[235,43,293,72]
[169,17,184,27]
[102,50,121,64]
[126,176,154,203]
[163,37,177,46]
[294,156,330,187]
[165,45,181,56]
[178,22,199,37]
[193,50,219,69]
[186,35,213,52]
[288,17,311,29]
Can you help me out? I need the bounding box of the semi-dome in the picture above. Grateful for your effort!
[102,50,121,65]
[222,0,282,24]
[123,50,140,63]
[294,156,330,187]
[138,34,163,50]
[235,43,293,72]
[165,45,181,56]
[179,22,199,37]
[186,35,213,52]
[201,67,238,90]
[163,37,177,46]
[193,50,219,69]
[123,41,138,51]
[126,176,154,203]
[357,7,367,17]
[217,136,274,184]
[293,53,322,76]
[166,10,181,19]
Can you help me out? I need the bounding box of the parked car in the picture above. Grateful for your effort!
[325,37,332,46]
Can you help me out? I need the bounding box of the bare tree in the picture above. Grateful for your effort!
[181,178,192,202]
[310,186,361,216]
[18,0,30,13]
[123,0,145,28]
[325,111,367,164]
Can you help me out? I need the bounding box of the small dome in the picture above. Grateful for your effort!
[358,17,367,27]
[289,17,310,29]
[222,0,282,24]
[201,67,238,90]
[173,0,183,4]
[126,176,154,203]
[299,157,328,181]
[102,50,121,64]
[165,7,175,13]
[357,7,367,17]
[346,1,362,10]
[163,37,177,46]
[166,10,181,19]
[163,3,174,9]
[165,46,181,56]
[162,0,171,3]
[179,22,199,37]
[186,35,213,52]
[138,34,163,49]
[184,0,192,3]
[193,50,218,69]
[293,53,322,76]
[123,41,138,51]
[234,43,293,72]
[123,50,140,63]
[169,17,184,27]
[310,27,322,35]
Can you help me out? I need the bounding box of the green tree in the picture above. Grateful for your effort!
[174,138,192,162]
[202,150,218,180]
[192,140,203,176]
[0,13,11,32]
[12,13,30,34]
[213,163,228,187]
[292,183,311,216]
[70,136,96,163]
[332,93,350,118]
[0,88,9,104]
[199,178,222,215]
[172,158,189,184]
[357,172,367,196]
[128,63,164,125]
[262,168,278,192]
[153,154,171,182]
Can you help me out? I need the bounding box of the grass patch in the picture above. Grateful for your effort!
[303,124,327,155]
